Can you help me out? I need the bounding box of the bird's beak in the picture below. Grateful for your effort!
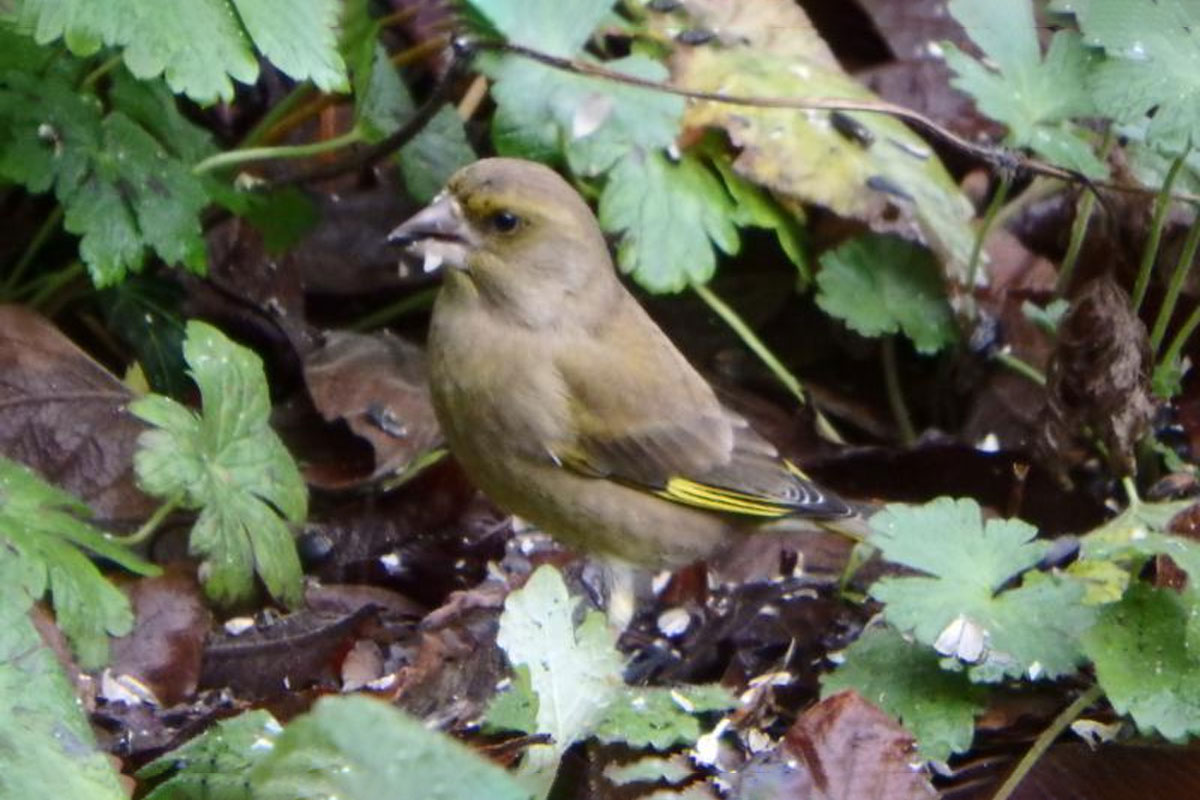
[387,191,474,274]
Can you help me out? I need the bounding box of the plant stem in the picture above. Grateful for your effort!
[1132,146,1191,313]
[693,283,806,405]
[1150,203,1200,354]
[1122,474,1142,506]
[24,260,85,311]
[4,205,64,296]
[239,84,317,147]
[881,338,916,445]
[118,495,184,546]
[391,36,450,69]
[193,127,365,175]
[1057,130,1116,296]
[80,54,122,90]
[350,286,439,331]
[1160,302,1200,373]
[993,351,1047,386]
[990,684,1104,800]
[966,175,1012,296]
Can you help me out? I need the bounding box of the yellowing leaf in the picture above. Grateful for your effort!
[658,0,976,286]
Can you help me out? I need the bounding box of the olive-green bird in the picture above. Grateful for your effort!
[389,158,851,573]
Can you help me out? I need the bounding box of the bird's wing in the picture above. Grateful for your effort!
[552,304,849,520]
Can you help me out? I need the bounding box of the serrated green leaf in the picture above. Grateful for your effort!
[711,154,809,281]
[1079,499,1200,579]
[0,604,127,800]
[465,0,613,57]
[868,498,1094,681]
[816,234,956,353]
[251,696,531,800]
[344,22,474,203]
[15,0,258,102]
[231,0,346,93]
[672,38,976,287]
[486,54,683,178]
[822,627,985,762]
[484,664,539,734]
[496,564,624,793]
[130,321,307,608]
[0,456,158,667]
[599,151,738,293]
[603,755,694,787]
[138,709,281,800]
[466,0,682,178]
[1082,584,1200,741]
[594,685,736,750]
[0,62,211,285]
[945,0,1105,176]
[13,0,347,103]
[1052,0,1200,153]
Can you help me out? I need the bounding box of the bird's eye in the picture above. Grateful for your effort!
[489,210,521,233]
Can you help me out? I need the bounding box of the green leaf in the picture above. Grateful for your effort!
[138,709,282,800]
[816,234,956,354]
[130,321,307,608]
[496,564,625,793]
[99,275,189,396]
[12,0,347,103]
[484,664,539,734]
[0,61,211,285]
[671,37,976,287]
[487,54,683,178]
[1153,354,1186,399]
[251,696,531,800]
[0,604,127,800]
[594,685,736,751]
[1052,0,1200,153]
[1079,500,1200,583]
[711,155,809,281]
[1082,584,1200,741]
[467,0,682,175]
[599,151,738,293]
[868,498,1094,681]
[230,0,347,94]
[343,21,474,203]
[945,0,1105,176]
[821,627,986,762]
[465,0,613,57]
[0,456,158,667]
[603,756,694,787]
[235,187,321,254]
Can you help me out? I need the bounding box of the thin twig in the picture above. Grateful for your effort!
[269,48,468,188]
[475,39,1199,205]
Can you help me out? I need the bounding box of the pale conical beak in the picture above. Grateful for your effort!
[387,192,474,274]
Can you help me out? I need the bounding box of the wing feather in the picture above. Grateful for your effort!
[552,300,849,521]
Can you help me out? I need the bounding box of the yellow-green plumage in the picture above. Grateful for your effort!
[390,158,849,569]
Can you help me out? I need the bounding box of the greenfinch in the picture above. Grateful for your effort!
[389,158,850,572]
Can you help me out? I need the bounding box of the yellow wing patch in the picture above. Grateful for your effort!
[655,477,794,519]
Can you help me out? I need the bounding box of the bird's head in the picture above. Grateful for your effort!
[388,158,617,326]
